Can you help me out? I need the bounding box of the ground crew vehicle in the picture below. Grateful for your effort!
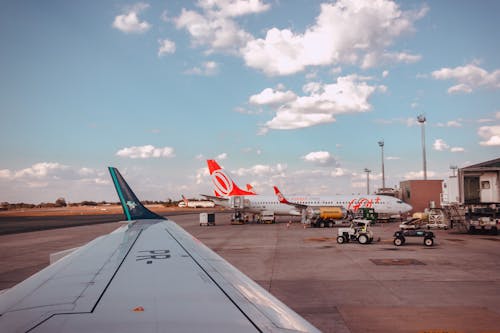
[468,216,499,234]
[336,219,374,244]
[307,206,348,227]
[259,210,276,224]
[393,229,435,247]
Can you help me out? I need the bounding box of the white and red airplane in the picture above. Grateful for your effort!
[202,159,412,218]
[273,186,412,217]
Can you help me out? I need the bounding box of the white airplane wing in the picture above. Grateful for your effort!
[0,167,319,333]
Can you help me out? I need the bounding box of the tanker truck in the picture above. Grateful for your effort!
[306,206,350,228]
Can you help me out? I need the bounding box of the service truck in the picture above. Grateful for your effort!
[306,206,349,228]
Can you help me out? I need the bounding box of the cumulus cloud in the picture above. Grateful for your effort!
[185,61,219,75]
[241,0,427,75]
[261,75,380,131]
[14,162,69,179]
[431,63,500,94]
[478,126,500,146]
[232,163,287,177]
[113,3,151,33]
[0,162,110,199]
[302,151,336,166]
[249,87,297,106]
[158,39,176,56]
[116,145,175,159]
[174,0,266,53]
[0,169,12,178]
[216,153,228,160]
[433,139,465,152]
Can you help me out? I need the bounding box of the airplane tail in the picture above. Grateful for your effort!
[273,186,290,204]
[207,159,256,196]
[181,194,189,205]
[246,184,256,194]
[108,167,165,221]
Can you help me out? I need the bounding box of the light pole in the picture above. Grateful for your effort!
[378,140,385,189]
[364,168,371,195]
[450,165,458,177]
[417,114,427,180]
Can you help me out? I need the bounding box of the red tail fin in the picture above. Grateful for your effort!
[207,159,255,196]
[273,186,289,204]
[246,184,256,194]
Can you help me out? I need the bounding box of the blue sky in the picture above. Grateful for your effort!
[1,0,499,203]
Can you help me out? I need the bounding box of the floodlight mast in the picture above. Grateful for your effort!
[417,114,427,180]
[364,168,371,195]
[378,140,385,188]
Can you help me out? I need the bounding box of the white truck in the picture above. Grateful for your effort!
[259,211,276,224]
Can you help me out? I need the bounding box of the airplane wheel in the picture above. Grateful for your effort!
[337,236,345,244]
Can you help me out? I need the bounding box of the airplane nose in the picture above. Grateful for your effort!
[404,203,412,212]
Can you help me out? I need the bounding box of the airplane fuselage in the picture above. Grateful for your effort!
[210,194,411,216]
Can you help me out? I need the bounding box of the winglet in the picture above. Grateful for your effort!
[108,167,166,221]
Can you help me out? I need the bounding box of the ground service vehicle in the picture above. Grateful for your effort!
[468,216,499,235]
[307,206,348,227]
[393,229,435,247]
[259,210,276,223]
[337,219,374,244]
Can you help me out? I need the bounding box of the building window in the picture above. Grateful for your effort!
[481,181,490,189]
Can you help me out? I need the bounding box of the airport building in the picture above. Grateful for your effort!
[400,179,443,213]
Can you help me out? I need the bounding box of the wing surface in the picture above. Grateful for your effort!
[0,168,320,333]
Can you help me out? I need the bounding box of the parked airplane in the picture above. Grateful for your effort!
[203,160,299,217]
[179,194,215,208]
[204,159,412,219]
[0,167,320,333]
[273,186,412,216]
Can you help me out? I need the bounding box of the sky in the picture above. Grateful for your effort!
[0,0,499,203]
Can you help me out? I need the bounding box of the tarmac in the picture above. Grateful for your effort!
[1,212,500,333]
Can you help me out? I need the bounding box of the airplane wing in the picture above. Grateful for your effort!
[200,193,229,202]
[0,168,319,333]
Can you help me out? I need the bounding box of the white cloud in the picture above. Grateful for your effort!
[302,151,336,165]
[216,153,228,160]
[197,0,271,17]
[496,111,500,119]
[174,4,255,53]
[185,61,219,75]
[262,75,380,131]
[386,156,400,160]
[478,126,500,146]
[0,169,11,178]
[113,3,151,34]
[433,139,450,151]
[249,87,297,105]
[450,147,465,153]
[116,145,175,159]
[232,163,287,177]
[433,139,452,152]
[431,63,500,94]
[382,70,389,78]
[158,39,176,56]
[14,162,69,179]
[241,1,427,75]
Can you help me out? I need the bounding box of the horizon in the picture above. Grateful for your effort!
[1,0,499,203]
